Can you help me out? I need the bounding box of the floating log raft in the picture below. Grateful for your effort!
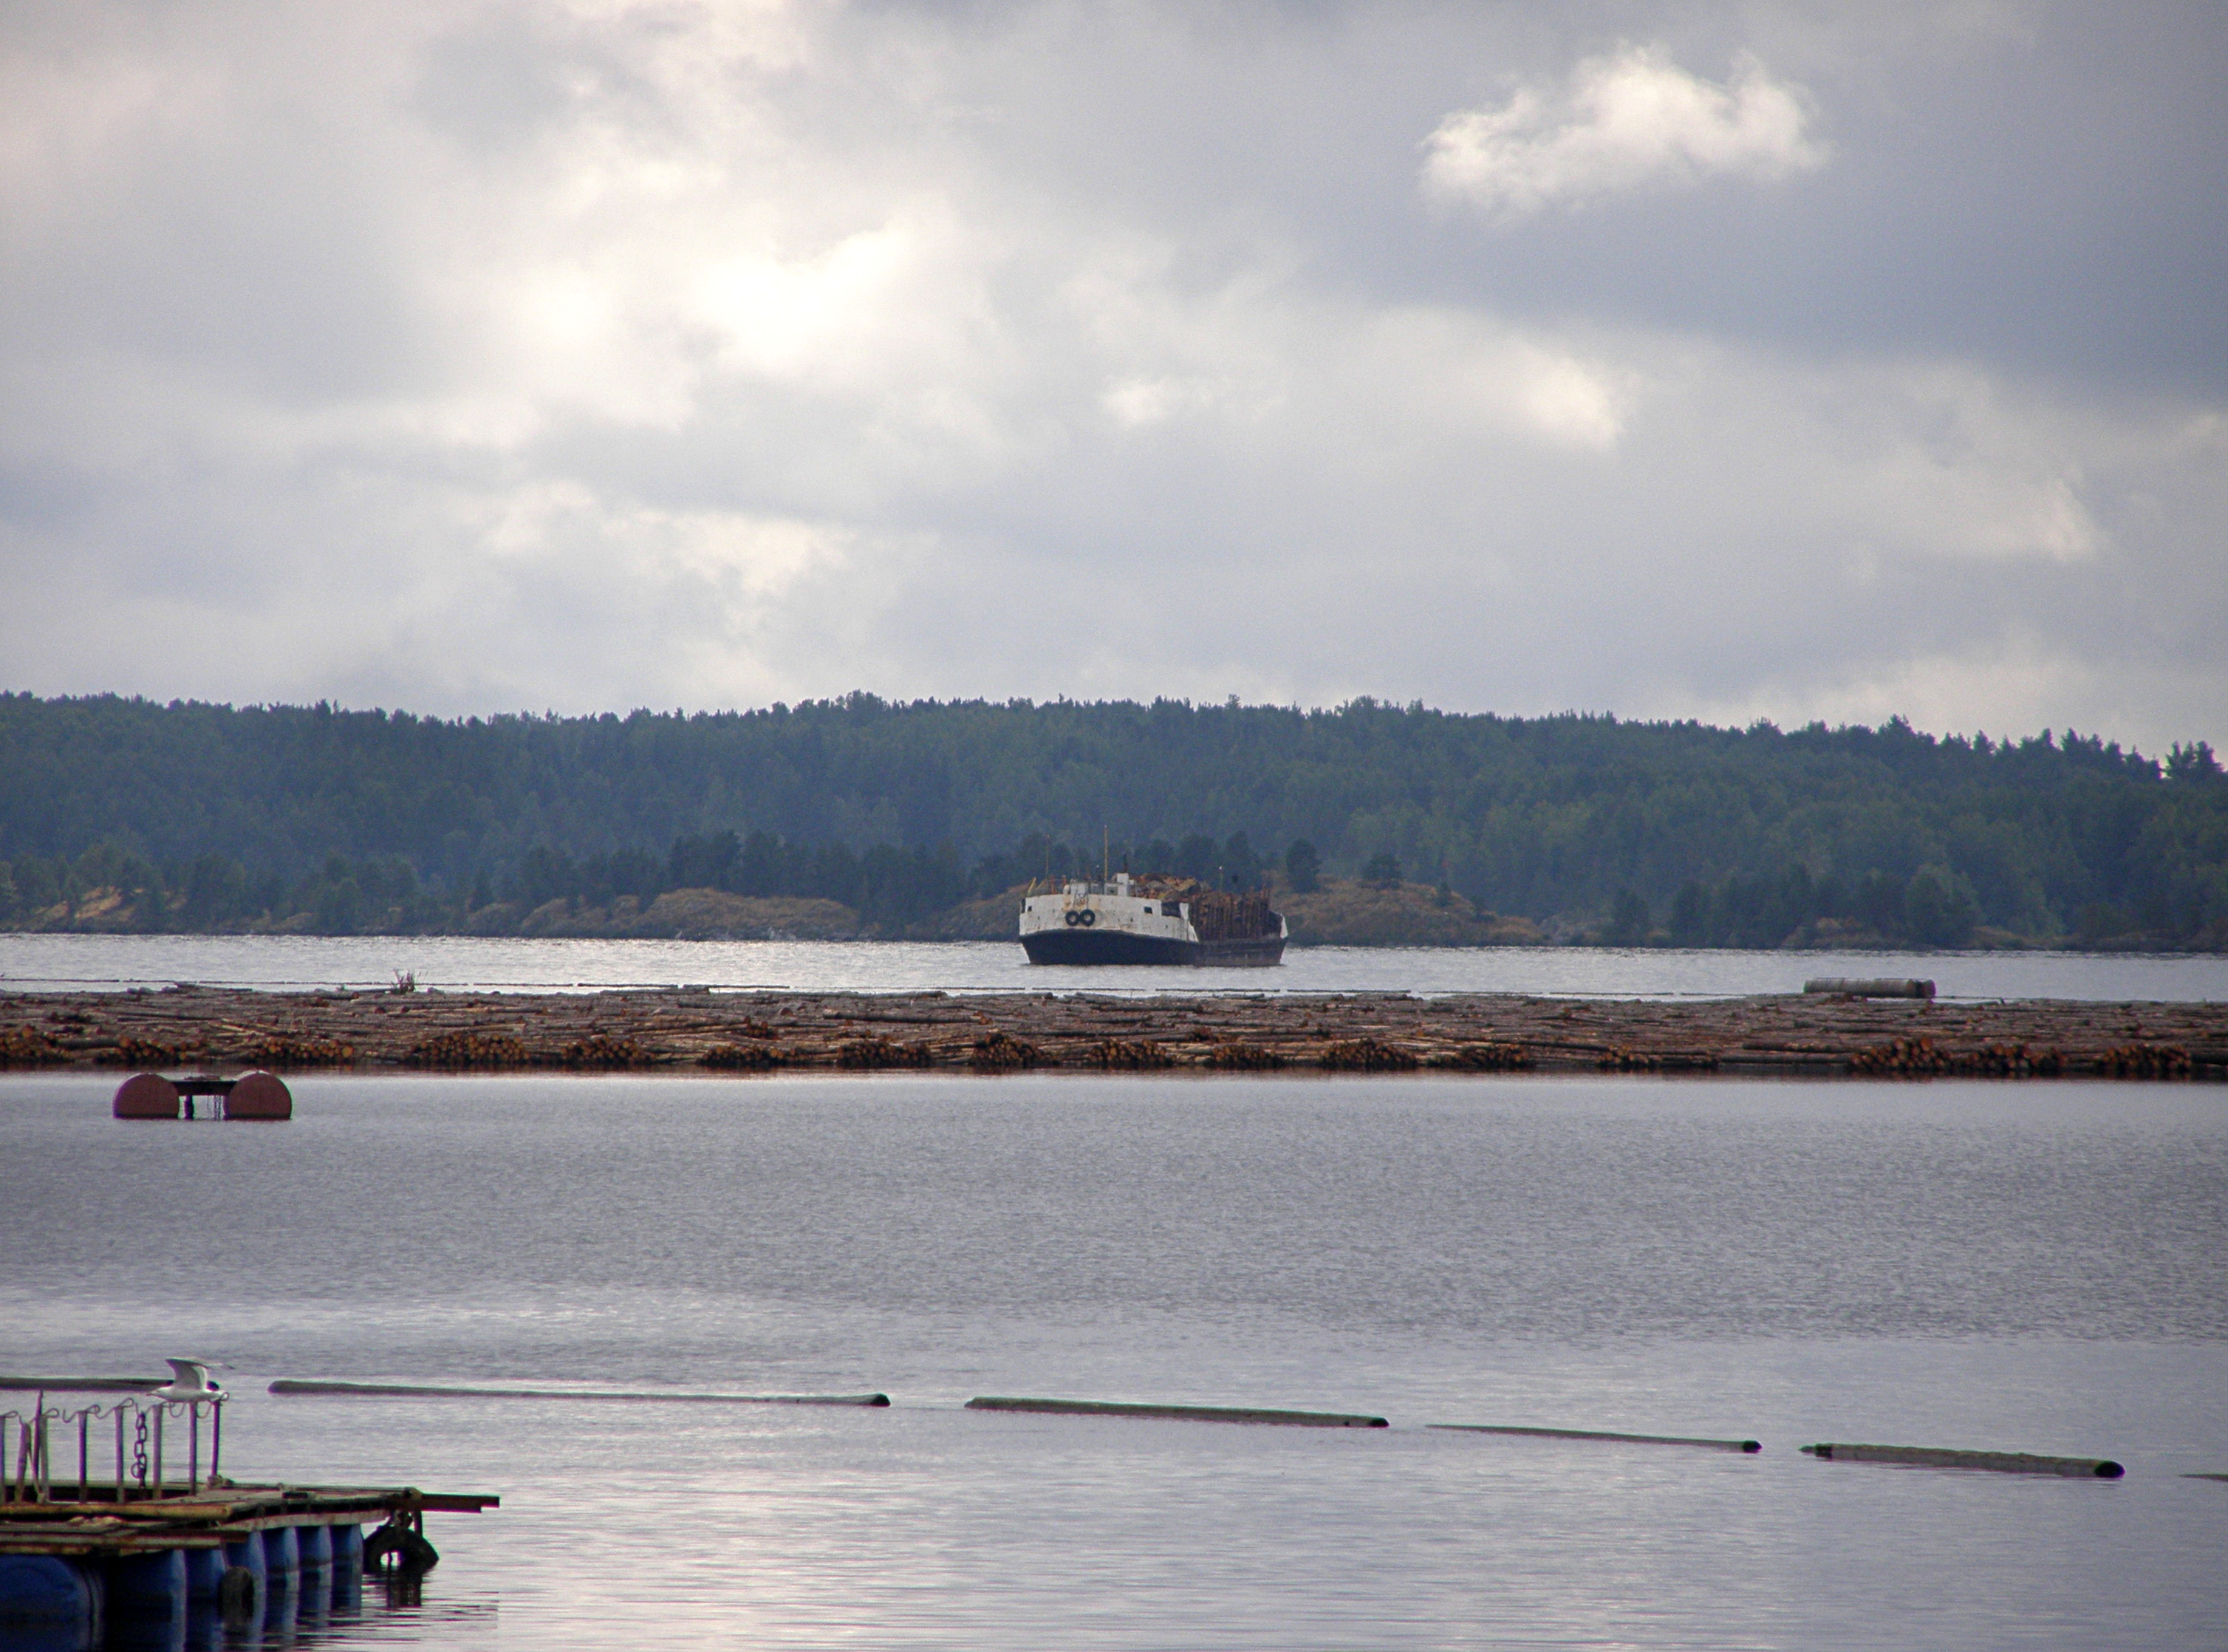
[1,986,2223,1080]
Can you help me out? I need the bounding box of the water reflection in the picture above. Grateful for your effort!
[134,1557,493,1650]
[9,1074,2221,1651]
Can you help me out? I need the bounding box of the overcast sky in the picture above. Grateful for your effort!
[4,1,2224,750]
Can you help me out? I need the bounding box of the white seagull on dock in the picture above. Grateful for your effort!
[149,1358,224,1404]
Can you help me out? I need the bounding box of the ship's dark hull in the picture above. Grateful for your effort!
[1021,929,1285,966]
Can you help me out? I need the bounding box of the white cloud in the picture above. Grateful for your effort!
[0,4,2221,753]
[1423,44,1825,219]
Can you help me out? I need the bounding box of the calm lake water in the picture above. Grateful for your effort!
[3,931,2224,1000]
[4,1071,2225,1651]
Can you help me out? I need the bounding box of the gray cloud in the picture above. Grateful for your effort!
[1,0,2221,751]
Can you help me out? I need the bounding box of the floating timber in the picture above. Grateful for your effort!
[3,986,2223,1082]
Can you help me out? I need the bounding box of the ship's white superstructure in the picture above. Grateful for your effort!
[1019,872,1285,966]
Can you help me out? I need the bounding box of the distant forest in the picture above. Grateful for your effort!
[1,691,2224,949]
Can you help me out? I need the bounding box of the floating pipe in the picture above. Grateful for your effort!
[268,1379,889,1405]
[1802,1443,2122,1477]
[1802,978,1935,999]
[1429,1424,1760,1452]
[966,1396,1388,1427]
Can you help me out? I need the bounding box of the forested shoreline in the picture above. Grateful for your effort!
[2,692,2223,949]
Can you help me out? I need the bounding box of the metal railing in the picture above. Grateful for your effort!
[1,1393,225,1503]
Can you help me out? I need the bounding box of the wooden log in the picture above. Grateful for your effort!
[966,1396,1387,1427]
[1429,1424,1760,1452]
[1801,1443,2123,1477]
[1804,978,1936,999]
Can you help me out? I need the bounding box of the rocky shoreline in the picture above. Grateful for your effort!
[4,986,2223,1081]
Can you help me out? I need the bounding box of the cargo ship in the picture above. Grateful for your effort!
[1019,873,1286,966]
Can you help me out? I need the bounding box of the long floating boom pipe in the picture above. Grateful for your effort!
[1429,1424,1761,1452]
[269,1379,889,1406]
[1802,1443,2122,1477]
[966,1396,1387,1427]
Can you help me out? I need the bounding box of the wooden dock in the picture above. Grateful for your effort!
[0,1483,496,1560]
[3,985,2223,1079]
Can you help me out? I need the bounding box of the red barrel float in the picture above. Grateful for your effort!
[225,1071,293,1120]
[113,1073,182,1119]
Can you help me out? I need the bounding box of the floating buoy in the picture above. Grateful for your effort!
[261,1526,299,1574]
[112,1074,181,1119]
[183,1548,228,1601]
[0,1554,98,1628]
[100,1549,185,1621]
[296,1526,333,1569]
[220,1532,264,1583]
[331,1524,363,1566]
[225,1072,293,1120]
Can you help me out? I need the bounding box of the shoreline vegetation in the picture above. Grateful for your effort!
[4,692,2225,953]
[4,985,2222,1081]
[4,873,2201,952]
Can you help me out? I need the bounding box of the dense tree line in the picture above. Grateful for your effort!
[1,691,2223,946]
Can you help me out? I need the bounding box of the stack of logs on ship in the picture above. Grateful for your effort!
[2,986,2224,1080]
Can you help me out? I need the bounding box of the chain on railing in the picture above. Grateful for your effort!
[0,1393,224,1504]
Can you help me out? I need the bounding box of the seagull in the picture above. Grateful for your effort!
[149,1358,225,1404]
